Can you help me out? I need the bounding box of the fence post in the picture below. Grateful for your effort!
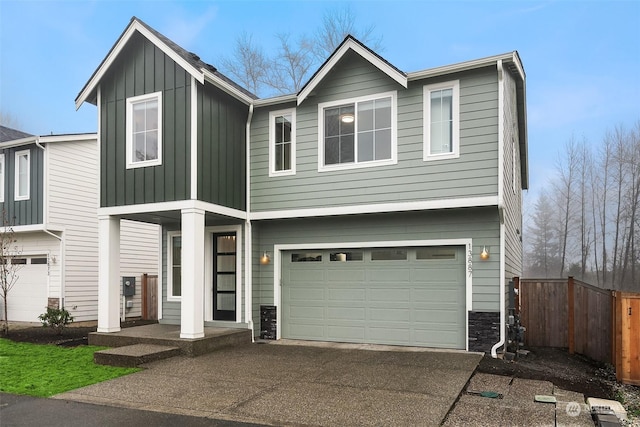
[568,276,575,354]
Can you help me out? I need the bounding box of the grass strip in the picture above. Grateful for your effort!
[0,338,139,397]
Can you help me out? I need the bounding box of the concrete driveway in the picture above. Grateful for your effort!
[55,342,481,426]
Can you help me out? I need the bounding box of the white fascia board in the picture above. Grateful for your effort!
[202,69,254,105]
[407,52,516,81]
[98,199,247,220]
[0,136,38,149]
[76,20,204,110]
[2,224,64,233]
[39,134,97,144]
[254,94,297,107]
[298,39,407,105]
[251,196,498,220]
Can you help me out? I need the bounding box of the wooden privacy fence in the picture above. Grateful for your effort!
[517,277,640,385]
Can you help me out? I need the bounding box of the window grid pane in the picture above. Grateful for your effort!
[131,98,160,163]
[430,89,453,154]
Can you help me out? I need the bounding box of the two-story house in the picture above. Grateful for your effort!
[76,17,527,355]
[0,126,159,323]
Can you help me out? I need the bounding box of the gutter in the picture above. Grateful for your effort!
[244,104,254,340]
[34,140,66,309]
[491,60,506,358]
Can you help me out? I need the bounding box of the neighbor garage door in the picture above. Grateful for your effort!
[6,257,49,322]
[281,246,466,349]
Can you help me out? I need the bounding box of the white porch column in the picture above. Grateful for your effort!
[97,215,120,333]
[180,208,205,339]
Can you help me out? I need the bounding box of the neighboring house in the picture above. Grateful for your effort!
[0,126,159,323]
[76,17,527,355]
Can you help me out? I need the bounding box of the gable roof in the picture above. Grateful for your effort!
[0,125,33,143]
[75,17,256,110]
[297,35,407,105]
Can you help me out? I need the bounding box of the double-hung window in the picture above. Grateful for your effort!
[14,150,30,201]
[167,231,181,300]
[126,91,162,168]
[423,80,460,161]
[269,109,296,176]
[319,91,397,171]
[0,154,4,202]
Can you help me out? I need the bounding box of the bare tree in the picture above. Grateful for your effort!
[0,213,23,335]
[577,139,593,279]
[611,125,629,288]
[0,110,22,129]
[554,138,579,277]
[218,32,270,95]
[526,189,559,277]
[267,33,315,95]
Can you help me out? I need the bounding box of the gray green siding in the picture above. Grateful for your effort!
[100,31,191,207]
[250,50,499,212]
[0,145,44,226]
[251,208,501,332]
[197,84,247,210]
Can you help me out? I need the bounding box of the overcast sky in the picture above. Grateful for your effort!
[1,0,638,197]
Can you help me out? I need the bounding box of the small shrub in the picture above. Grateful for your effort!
[38,307,74,335]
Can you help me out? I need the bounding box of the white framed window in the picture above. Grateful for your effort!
[318,91,397,171]
[167,231,181,301]
[269,109,296,176]
[126,91,162,168]
[14,150,30,201]
[0,154,5,203]
[423,80,460,161]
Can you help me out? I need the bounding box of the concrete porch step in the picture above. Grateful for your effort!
[94,344,181,367]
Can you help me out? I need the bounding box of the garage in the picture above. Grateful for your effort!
[281,245,467,349]
[4,256,49,322]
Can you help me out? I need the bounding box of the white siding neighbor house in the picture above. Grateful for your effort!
[0,126,159,323]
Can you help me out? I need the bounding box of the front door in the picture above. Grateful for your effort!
[213,233,236,321]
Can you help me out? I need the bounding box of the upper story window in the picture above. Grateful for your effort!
[318,91,397,171]
[269,109,296,176]
[126,91,162,169]
[167,231,181,300]
[14,150,30,201]
[423,80,460,161]
[0,154,4,203]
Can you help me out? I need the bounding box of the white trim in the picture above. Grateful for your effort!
[190,77,198,199]
[317,91,398,172]
[167,230,181,302]
[423,80,460,161]
[497,60,505,210]
[268,108,296,177]
[407,51,521,81]
[254,94,297,107]
[14,149,30,201]
[201,69,254,105]
[38,134,97,144]
[1,224,63,233]
[250,195,498,220]
[76,19,204,109]
[273,238,472,349]
[98,199,247,220]
[0,154,5,203]
[157,224,163,320]
[126,91,163,169]
[299,38,407,105]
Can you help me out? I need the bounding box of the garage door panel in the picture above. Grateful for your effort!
[327,269,365,281]
[7,264,49,322]
[328,288,366,301]
[327,307,366,321]
[282,246,466,349]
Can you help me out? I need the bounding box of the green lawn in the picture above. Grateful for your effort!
[0,339,139,397]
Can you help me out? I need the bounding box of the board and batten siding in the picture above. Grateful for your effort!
[100,31,190,208]
[197,83,248,211]
[251,208,501,331]
[502,70,523,282]
[0,144,44,226]
[48,139,159,322]
[250,51,499,212]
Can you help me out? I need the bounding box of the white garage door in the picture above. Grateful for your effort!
[4,257,49,322]
[281,246,466,349]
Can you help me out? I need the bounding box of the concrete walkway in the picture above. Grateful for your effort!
[55,342,481,426]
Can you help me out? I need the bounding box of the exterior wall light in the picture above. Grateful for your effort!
[480,246,490,260]
[340,114,354,124]
[260,252,271,265]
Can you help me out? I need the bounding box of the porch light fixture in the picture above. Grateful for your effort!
[480,246,490,261]
[260,252,271,265]
[340,113,355,124]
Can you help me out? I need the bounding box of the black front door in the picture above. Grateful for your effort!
[213,233,236,321]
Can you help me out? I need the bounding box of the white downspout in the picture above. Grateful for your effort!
[491,60,506,358]
[244,103,254,340]
[35,139,66,310]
